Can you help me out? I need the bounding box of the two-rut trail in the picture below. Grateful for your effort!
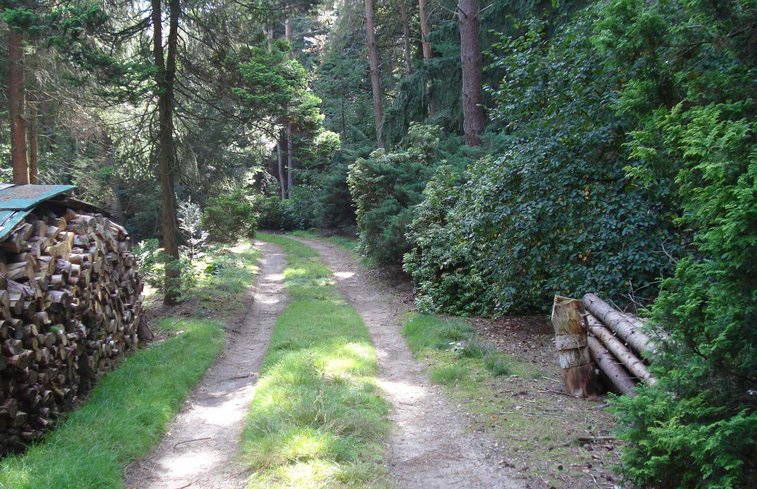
[127,238,519,489]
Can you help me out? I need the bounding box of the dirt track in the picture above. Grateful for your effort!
[124,241,288,489]
[294,237,523,489]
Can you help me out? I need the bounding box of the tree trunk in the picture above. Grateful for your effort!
[418,0,432,60]
[400,0,412,75]
[276,139,286,199]
[28,87,39,184]
[586,313,656,385]
[8,29,28,184]
[587,336,636,396]
[286,124,294,194]
[458,0,484,146]
[284,18,295,193]
[364,0,383,148]
[152,0,181,305]
[551,296,599,398]
[582,294,655,355]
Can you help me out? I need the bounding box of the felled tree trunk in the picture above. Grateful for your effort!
[551,296,599,398]
[582,294,654,355]
[585,313,656,385]
[587,337,636,396]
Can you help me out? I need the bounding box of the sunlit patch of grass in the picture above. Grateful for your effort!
[289,230,359,252]
[242,234,389,488]
[0,319,224,489]
[186,242,260,317]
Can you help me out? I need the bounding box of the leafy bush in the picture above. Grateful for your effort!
[201,189,257,242]
[348,123,445,265]
[406,12,678,315]
[280,186,318,231]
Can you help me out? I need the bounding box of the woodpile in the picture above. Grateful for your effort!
[0,202,144,454]
[582,294,656,396]
[551,294,657,397]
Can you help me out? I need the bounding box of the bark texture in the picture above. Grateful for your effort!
[586,313,656,385]
[551,296,599,398]
[419,0,432,60]
[8,29,28,184]
[152,0,181,305]
[458,0,484,146]
[364,0,384,148]
[587,337,636,396]
[582,293,654,355]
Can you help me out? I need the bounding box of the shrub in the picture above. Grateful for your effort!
[348,123,444,265]
[201,189,257,242]
[280,186,318,231]
[256,196,283,230]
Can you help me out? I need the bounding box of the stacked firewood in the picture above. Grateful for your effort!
[582,293,656,396]
[0,203,144,454]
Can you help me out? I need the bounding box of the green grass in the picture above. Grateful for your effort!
[243,233,389,488]
[0,318,223,489]
[289,230,359,252]
[403,313,529,384]
[0,240,261,489]
[183,242,261,318]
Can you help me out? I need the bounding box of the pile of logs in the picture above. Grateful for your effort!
[0,202,144,454]
[551,294,656,398]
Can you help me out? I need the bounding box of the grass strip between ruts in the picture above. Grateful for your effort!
[242,233,389,488]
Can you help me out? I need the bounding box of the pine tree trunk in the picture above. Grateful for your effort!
[364,0,383,148]
[285,18,295,193]
[458,0,484,146]
[418,0,432,60]
[400,0,413,75]
[152,0,181,305]
[8,29,28,184]
[276,139,286,199]
[28,87,39,184]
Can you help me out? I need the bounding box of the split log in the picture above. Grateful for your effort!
[582,293,655,355]
[551,296,599,398]
[587,337,636,396]
[585,313,657,385]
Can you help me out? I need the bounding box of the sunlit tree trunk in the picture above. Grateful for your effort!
[152,0,181,305]
[8,29,28,184]
[458,0,484,146]
[276,139,286,199]
[364,0,383,148]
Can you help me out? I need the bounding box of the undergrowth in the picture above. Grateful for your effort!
[242,233,389,488]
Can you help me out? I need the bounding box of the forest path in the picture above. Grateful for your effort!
[124,241,288,489]
[292,237,521,489]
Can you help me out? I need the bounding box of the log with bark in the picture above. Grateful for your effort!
[0,201,144,454]
[582,293,655,356]
[584,313,657,386]
[586,336,636,396]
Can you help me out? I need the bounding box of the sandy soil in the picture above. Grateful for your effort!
[294,237,524,489]
[124,241,288,489]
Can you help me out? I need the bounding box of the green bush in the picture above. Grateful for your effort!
[405,12,678,315]
[256,196,283,230]
[348,123,445,265]
[201,189,257,242]
[594,1,757,487]
[280,186,318,231]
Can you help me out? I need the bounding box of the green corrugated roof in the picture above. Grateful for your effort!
[0,184,75,241]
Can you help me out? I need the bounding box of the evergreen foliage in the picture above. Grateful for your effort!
[348,124,447,264]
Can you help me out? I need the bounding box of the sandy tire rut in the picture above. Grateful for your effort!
[294,238,521,489]
[125,241,288,489]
